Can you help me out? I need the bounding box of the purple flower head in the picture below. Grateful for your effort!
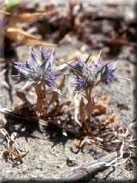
[94,59,119,85]
[68,55,95,91]
[69,51,124,90]
[75,77,87,91]
[0,18,7,28]
[14,47,61,92]
[73,56,89,75]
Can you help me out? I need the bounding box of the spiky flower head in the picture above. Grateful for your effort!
[69,52,121,91]
[14,47,61,92]
[94,59,119,85]
[68,55,96,91]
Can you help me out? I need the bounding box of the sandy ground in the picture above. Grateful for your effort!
[0,0,137,182]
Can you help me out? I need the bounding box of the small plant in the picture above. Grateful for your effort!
[14,48,62,118]
[14,47,128,137]
[68,52,121,135]
[14,47,123,123]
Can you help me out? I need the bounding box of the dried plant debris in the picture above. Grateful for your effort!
[93,96,111,116]
[64,151,118,181]
[12,1,135,54]
[0,2,57,47]
[1,0,136,61]
[0,128,28,166]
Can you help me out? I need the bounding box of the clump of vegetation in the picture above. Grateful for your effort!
[0,46,135,167]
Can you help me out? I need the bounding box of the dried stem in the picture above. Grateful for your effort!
[74,88,95,135]
[34,82,47,118]
[81,88,95,135]
[64,152,117,181]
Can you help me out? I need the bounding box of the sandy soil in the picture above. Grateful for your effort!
[0,0,136,182]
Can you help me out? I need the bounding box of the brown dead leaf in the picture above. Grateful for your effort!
[34,83,48,118]
[15,91,35,116]
[58,75,66,91]
[3,149,29,163]
[48,91,59,106]
[17,13,46,23]
[74,138,86,149]
[55,101,71,115]
[5,30,57,46]
[85,89,95,119]
[20,38,57,47]
[48,76,65,106]
[100,114,119,131]
[112,116,119,126]
[79,97,86,122]
[6,27,36,39]
[16,91,29,103]
[4,26,57,46]
[93,96,111,115]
